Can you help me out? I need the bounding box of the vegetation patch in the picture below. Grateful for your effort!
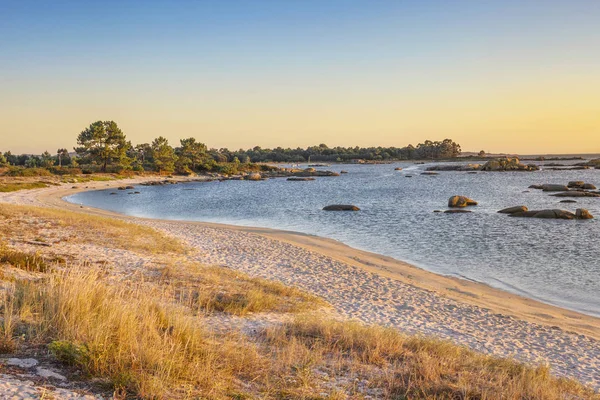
[0,182,48,192]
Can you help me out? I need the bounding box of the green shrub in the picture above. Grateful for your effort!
[6,167,52,177]
[49,340,91,367]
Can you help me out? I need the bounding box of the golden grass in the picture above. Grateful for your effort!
[263,317,599,399]
[0,182,48,192]
[158,264,326,316]
[0,204,185,255]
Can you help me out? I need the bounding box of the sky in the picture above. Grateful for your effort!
[1,0,599,154]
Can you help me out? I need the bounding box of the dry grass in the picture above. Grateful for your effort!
[262,317,599,399]
[157,263,325,316]
[0,182,49,192]
[0,204,185,255]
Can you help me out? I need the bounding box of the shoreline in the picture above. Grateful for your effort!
[10,176,599,341]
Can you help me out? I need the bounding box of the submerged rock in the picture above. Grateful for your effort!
[444,209,472,214]
[426,164,480,171]
[551,191,600,198]
[509,209,593,220]
[287,177,315,181]
[421,171,438,176]
[323,204,360,211]
[529,184,544,189]
[448,196,478,208]
[542,184,570,192]
[559,200,577,203]
[498,206,528,214]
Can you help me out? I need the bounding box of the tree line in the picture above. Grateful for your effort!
[1,121,462,174]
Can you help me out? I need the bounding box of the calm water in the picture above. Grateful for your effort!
[67,162,600,317]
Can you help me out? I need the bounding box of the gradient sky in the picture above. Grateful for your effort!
[1,0,599,154]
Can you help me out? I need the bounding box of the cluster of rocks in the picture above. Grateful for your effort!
[140,180,179,186]
[528,181,600,198]
[425,157,539,172]
[498,206,593,220]
[218,168,341,181]
[448,195,478,207]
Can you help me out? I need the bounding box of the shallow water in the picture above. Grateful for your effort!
[67,162,600,317]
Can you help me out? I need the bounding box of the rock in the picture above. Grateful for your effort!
[305,168,316,173]
[498,206,528,214]
[71,186,78,189]
[576,208,594,219]
[134,191,140,194]
[36,367,66,381]
[448,196,478,208]
[340,170,348,174]
[583,183,597,190]
[109,192,117,195]
[405,175,413,178]
[125,185,135,189]
[551,191,600,198]
[248,173,262,181]
[6,358,38,368]
[323,205,360,211]
[433,210,442,213]
[568,181,585,188]
[444,209,472,213]
[421,171,438,176]
[529,184,544,189]
[394,167,403,171]
[117,186,127,190]
[467,171,478,174]
[559,200,577,203]
[287,177,315,181]
[481,157,539,171]
[542,184,569,192]
[509,209,576,219]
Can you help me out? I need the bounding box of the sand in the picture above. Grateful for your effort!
[1,177,600,393]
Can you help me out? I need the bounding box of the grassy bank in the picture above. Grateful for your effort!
[0,204,597,398]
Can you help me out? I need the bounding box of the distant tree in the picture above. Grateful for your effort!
[40,151,54,168]
[75,121,131,172]
[176,137,208,172]
[151,136,177,174]
[0,152,8,167]
[478,150,486,157]
[56,148,69,167]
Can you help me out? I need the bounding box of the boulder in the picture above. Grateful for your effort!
[305,167,316,173]
[340,170,348,174]
[551,191,600,198]
[125,185,135,189]
[542,184,569,192]
[529,184,544,189]
[509,209,577,219]
[448,196,478,208]
[421,171,438,176]
[394,167,403,171]
[248,173,262,181]
[117,186,127,190]
[444,209,472,214]
[481,157,539,171]
[323,205,360,211]
[583,183,597,190]
[568,181,585,188]
[559,200,577,203]
[405,175,413,178]
[498,206,528,214]
[576,209,594,219]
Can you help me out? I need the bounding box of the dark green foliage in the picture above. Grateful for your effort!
[75,121,131,172]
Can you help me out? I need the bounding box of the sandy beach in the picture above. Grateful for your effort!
[2,177,600,393]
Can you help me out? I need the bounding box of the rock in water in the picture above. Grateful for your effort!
[542,184,570,192]
[323,205,360,211]
[568,181,585,188]
[551,191,600,198]
[529,184,544,189]
[498,206,528,214]
[394,167,403,171]
[583,183,597,190]
[576,208,594,219]
[248,173,262,181]
[481,157,539,171]
[509,209,577,219]
[448,195,478,208]
[287,177,315,181]
[444,209,472,214]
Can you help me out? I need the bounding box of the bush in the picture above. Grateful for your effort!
[5,167,52,177]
